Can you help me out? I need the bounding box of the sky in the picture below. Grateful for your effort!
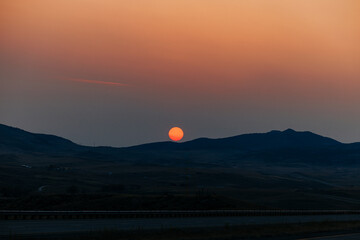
[0,0,359,147]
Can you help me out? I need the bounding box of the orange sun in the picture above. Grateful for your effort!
[168,127,184,141]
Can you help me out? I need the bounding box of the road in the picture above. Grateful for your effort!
[298,233,360,239]
[2,214,360,236]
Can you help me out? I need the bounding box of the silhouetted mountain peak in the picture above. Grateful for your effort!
[283,128,296,133]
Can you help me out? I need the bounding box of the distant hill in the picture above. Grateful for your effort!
[1,123,342,153]
[131,128,341,151]
[1,123,360,166]
[0,124,83,154]
[185,128,341,149]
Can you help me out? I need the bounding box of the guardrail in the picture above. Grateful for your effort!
[1,210,360,220]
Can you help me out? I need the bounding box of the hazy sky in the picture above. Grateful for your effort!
[1,0,359,147]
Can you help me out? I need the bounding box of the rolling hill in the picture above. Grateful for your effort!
[2,123,358,167]
[0,123,345,153]
[0,124,83,154]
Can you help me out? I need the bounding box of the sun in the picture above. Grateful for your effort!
[168,127,184,141]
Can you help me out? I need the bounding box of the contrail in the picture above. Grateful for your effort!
[64,77,130,87]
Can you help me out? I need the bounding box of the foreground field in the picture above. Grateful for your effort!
[5,221,360,240]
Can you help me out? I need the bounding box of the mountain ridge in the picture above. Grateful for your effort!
[0,123,83,153]
[0,123,345,154]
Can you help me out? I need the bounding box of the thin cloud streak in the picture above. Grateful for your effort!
[65,77,130,87]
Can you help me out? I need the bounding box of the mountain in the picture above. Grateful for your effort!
[187,128,341,149]
[0,123,342,154]
[0,124,83,154]
[131,128,341,151]
[2,123,359,167]
[123,129,353,167]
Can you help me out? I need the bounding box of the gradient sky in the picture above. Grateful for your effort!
[1,0,359,146]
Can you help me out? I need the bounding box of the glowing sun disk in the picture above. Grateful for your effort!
[169,127,184,141]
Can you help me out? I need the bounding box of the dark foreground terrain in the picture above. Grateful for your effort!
[2,123,360,210]
[5,221,360,240]
[2,124,360,239]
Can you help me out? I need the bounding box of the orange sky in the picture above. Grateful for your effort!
[1,0,360,146]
